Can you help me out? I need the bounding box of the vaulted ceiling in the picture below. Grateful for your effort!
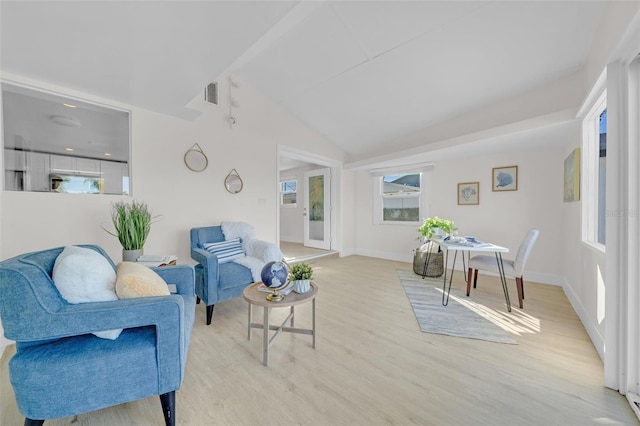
[0,1,609,166]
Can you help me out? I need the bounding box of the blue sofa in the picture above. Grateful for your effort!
[0,245,195,425]
[190,224,282,325]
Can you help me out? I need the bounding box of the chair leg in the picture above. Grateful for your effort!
[521,277,525,300]
[466,268,473,296]
[160,391,175,426]
[473,269,478,288]
[206,304,215,325]
[24,419,44,426]
[515,277,524,309]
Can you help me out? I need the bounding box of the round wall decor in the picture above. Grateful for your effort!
[184,143,208,172]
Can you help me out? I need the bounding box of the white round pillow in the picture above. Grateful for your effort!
[53,245,117,303]
[52,246,121,340]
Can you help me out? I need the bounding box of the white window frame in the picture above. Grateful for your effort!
[373,172,422,225]
[280,178,297,207]
[581,84,607,252]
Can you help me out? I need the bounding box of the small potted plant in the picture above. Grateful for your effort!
[418,216,457,241]
[290,262,313,294]
[103,200,156,261]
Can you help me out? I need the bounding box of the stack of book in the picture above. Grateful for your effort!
[136,254,178,267]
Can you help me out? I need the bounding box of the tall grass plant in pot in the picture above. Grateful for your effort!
[103,200,156,261]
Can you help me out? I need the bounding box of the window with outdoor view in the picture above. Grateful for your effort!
[582,88,606,248]
[381,173,421,222]
[597,108,607,245]
[280,179,297,206]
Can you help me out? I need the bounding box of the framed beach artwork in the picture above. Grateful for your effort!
[458,182,479,205]
[492,166,518,191]
[564,148,580,202]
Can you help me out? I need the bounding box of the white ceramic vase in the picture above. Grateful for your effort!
[292,279,310,294]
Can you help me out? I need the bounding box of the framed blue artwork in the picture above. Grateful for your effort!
[492,166,518,191]
[458,182,479,205]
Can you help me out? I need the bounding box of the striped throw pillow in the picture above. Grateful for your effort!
[203,238,245,263]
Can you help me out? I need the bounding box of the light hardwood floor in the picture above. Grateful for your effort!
[1,255,637,425]
[280,241,336,263]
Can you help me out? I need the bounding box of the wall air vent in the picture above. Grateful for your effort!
[204,82,218,105]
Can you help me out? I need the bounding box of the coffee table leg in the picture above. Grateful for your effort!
[312,297,316,348]
[290,306,295,327]
[263,307,269,366]
[247,302,252,340]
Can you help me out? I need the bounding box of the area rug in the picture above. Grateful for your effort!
[397,269,517,344]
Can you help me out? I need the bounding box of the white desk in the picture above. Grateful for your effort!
[429,238,512,312]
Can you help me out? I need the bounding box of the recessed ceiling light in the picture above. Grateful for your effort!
[63,103,77,108]
[104,153,112,157]
[65,148,74,152]
[50,115,81,128]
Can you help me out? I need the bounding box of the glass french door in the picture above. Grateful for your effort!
[304,168,331,250]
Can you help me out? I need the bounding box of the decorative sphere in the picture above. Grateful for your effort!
[260,261,290,289]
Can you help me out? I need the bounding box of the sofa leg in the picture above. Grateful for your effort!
[206,304,215,325]
[160,391,175,426]
[24,419,44,426]
[196,296,201,304]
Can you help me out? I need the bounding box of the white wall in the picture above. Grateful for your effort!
[341,169,356,257]
[353,142,567,285]
[433,148,567,283]
[0,73,346,263]
[557,126,607,361]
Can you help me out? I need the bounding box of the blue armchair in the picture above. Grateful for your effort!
[190,224,282,325]
[0,245,195,426]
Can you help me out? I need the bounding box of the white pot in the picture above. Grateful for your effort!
[292,279,310,294]
[122,248,143,262]
[432,227,446,237]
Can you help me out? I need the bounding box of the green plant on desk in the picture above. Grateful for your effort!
[418,216,457,240]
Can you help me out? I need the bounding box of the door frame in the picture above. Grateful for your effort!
[277,145,342,253]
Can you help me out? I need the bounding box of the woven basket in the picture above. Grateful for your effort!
[412,242,444,277]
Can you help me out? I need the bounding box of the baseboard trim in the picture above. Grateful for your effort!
[627,393,640,422]
[561,279,605,361]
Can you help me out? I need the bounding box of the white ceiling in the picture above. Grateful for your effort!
[0,1,608,166]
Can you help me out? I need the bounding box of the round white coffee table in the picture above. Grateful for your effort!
[242,282,317,366]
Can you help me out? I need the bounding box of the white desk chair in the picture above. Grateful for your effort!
[467,228,539,309]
